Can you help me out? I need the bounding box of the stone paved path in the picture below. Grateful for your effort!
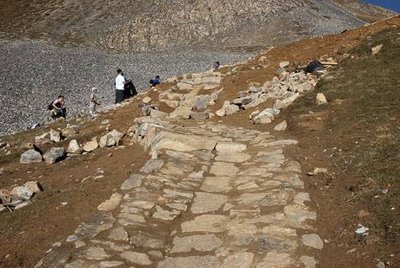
[35,119,322,268]
[35,68,324,268]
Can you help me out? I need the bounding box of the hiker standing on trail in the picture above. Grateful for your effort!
[89,87,101,115]
[50,95,66,119]
[115,69,130,104]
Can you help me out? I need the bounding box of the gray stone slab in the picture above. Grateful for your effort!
[158,256,221,268]
[191,192,228,214]
[171,234,222,253]
[181,215,227,233]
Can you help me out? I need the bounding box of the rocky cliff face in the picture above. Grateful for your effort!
[0,0,394,52]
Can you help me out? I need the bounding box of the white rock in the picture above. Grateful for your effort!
[372,44,383,55]
[10,186,33,201]
[302,234,324,249]
[24,181,43,193]
[34,133,51,145]
[274,120,287,131]
[191,192,228,214]
[279,61,290,68]
[120,251,152,265]
[43,147,65,164]
[142,96,152,104]
[222,252,254,268]
[316,93,327,105]
[169,106,192,119]
[171,234,223,253]
[216,142,247,153]
[20,149,42,164]
[83,139,98,152]
[181,215,227,233]
[97,193,123,211]
[67,139,82,154]
[49,129,61,142]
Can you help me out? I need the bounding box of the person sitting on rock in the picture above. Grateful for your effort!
[149,75,161,87]
[89,87,101,115]
[213,61,220,70]
[50,95,66,119]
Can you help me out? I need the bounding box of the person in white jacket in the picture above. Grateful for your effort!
[115,69,129,104]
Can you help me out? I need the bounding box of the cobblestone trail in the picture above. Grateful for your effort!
[35,67,323,268]
[35,122,321,268]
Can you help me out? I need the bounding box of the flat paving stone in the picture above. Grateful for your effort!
[97,193,123,212]
[120,251,152,265]
[121,174,144,190]
[181,215,227,233]
[215,152,251,163]
[215,142,247,153]
[75,212,115,239]
[153,206,180,221]
[201,176,232,193]
[284,205,317,229]
[191,192,228,214]
[302,234,324,249]
[100,261,125,267]
[256,252,294,268]
[108,227,129,242]
[274,174,304,189]
[300,256,318,268]
[158,256,221,268]
[170,234,223,253]
[82,247,110,261]
[221,252,254,268]
[209,162,239,176]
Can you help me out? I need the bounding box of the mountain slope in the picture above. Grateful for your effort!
[0,0,392,52]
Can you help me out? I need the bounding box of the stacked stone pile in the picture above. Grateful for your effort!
[216,63,319,125]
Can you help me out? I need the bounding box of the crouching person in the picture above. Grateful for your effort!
[49,95,66,119]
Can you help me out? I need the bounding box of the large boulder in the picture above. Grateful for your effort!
[190,111,209,121]
[316,93,327,105]
[252,108,280,124]
[169,106,192,119]
[20,149,42,164]
[274,120,288,131]
[43,147,65,164]
[192,96,210,112]
[67,139,82,155]
[61,128,77,138]
[10,186,34,202]
[34,133,51,145]
[153,131,217,153]
[83,139,99,152]
[49,129,62,143]
[24,181,43,193]
[216,101,240,117]
[99,130,125,147]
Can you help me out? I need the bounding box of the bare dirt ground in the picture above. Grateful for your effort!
[0,15,399,268]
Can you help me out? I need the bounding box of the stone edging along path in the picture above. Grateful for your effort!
[34,63,324,267]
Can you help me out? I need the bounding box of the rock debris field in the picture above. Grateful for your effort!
[0,40,250,136]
